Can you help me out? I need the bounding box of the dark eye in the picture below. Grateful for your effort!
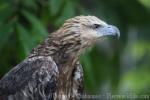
[92,24,101,29]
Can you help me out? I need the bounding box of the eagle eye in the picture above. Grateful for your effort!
[92,24,101,29]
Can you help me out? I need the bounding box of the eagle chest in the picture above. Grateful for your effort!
[55,59,83,100]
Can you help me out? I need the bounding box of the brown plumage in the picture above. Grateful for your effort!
[0,16,120,100]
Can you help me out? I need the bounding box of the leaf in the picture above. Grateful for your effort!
[16,23,33,57]
[49,0,64,16]
[20,0,37,11]
[22,10,48,41]
[138,0,150,9]
[0,20,14,49]
[119,69,150,93]
[55,1,76,26]
[0,2,9,11]
[0,3,13,24]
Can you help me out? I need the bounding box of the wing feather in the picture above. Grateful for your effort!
[0,56,58,96]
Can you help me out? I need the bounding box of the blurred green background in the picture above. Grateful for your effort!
[0,0,150,99]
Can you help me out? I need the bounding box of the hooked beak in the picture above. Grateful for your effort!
[97,25,120,39]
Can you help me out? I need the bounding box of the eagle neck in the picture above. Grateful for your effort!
[28,32,82,65]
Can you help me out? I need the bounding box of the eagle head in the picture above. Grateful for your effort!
[42,16,120,58]
[60,16,120,48]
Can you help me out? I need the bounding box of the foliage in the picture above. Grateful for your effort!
[0,0,150,99]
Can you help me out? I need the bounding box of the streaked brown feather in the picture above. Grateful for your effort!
[0,16,107,100]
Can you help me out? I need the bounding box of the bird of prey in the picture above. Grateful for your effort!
[0,16,120,100]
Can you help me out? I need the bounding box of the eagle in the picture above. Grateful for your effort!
[0,16,120,100]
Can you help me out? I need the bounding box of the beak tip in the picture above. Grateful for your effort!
[110,25,120,39]
[116,29,120,39]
